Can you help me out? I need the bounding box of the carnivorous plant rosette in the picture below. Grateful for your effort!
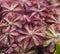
[0,0,60,54]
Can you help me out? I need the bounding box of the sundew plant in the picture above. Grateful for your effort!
[0,0,60,54]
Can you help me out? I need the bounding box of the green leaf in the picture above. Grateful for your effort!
[56,43,60,54]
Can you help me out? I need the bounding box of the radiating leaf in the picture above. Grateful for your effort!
[43,39,54,47]
[44,31,54,37]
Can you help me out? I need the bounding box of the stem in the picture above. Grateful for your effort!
[7,35,11,47]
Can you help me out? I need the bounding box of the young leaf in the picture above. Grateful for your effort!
[56,43,60,54]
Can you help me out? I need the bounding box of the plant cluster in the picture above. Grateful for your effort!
[0,0,60,54]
